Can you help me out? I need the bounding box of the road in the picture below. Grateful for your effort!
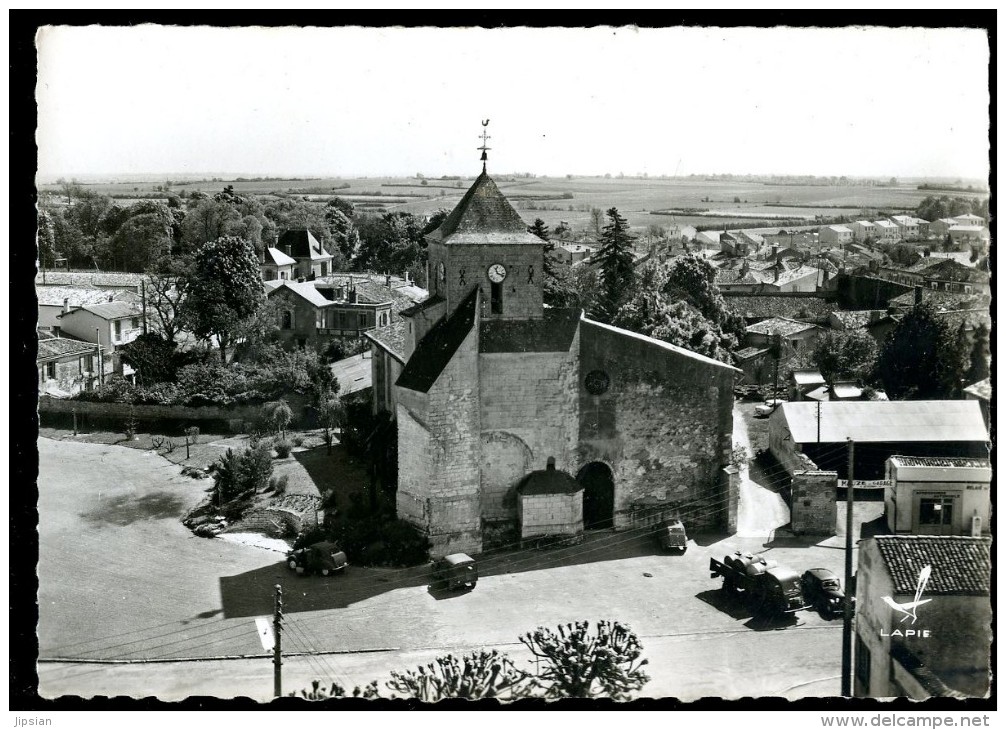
[37,437,861,701]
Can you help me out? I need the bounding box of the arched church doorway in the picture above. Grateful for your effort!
[578,462,614,529]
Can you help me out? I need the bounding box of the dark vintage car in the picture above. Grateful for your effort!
[431,553,478,591]
[653,519,688,553]
[286,541,348,577]
[801,568,849,617]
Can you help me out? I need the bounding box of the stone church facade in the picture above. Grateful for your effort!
[367,171,738,556]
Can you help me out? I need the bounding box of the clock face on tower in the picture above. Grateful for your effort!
[487,263,507,283]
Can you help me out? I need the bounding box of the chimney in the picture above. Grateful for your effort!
[774,264,780,283]
[62,297,69,314]
[108,294,114,302]
[385,274,392,287]
[914,285,923,307]
[349,288,358,304]
[546,456,556,471]
[869,310,882,324]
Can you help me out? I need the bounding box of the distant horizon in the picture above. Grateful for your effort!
[36,171,991,187]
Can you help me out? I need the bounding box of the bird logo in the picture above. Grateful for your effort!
[881,565,932,624]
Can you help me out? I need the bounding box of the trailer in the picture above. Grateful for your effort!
[710,551,805,616]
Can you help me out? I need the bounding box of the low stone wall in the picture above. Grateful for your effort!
[791,470,838,536]
[38,394,309,433]
[518,492,583,539]
[227,495,323,539]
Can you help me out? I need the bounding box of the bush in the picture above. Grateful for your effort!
[291,435,304,447]
[268,474,289,495]
[209,442,273,505]
[274,438,293,459]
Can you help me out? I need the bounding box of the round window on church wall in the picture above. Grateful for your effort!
[585,370,611,395]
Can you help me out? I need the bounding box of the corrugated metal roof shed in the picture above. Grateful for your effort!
[778,400,988,444]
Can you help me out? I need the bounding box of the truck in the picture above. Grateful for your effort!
[710,551,805,616]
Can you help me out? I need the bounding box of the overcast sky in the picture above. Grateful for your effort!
[36,25,990,181]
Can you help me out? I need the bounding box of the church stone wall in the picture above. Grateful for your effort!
[578,321,736,530]
[479,334,581,520]
[415,324,483,556]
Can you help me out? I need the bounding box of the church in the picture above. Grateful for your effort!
[366,158,738,556]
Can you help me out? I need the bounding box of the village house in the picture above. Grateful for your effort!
[855,535,991,698]
[872,220,900,242]
[878,259,990,296]
[260,247,297,281]
[56,300,145,378]
[947,225,990,254]
[37,286,139,330]
[554,242,595,266]
[883,456,991,537]
[275,228,334,280]
[951,212,985,227]
[265,278,394,351]
[366,166,739,555]
[927,217,958,239]
[744,316,822,357]
[849,220,877,242]
[787,368,826,401]
[889,215,921,241]
[37,330,102,397]
[819,224,853,246]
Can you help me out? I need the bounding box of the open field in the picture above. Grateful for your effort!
[39,175,985,238]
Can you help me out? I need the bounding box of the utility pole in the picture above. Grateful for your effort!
[817,400,822,444]
[841,438,855,697]
[140,281,148,335]
[273,584,283,698]
[95,329,104,385]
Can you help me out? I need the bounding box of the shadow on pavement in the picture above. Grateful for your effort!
[292,444,368,513]
[743,612,800,632]
[426,584,475,601]
[220,529,667,618]
[694,588,752,620]
[690,532,733,547]
[79,491,190,527]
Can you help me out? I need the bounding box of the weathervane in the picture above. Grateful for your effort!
[478,119,491,173]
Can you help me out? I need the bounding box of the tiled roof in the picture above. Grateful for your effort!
[36,286,134,308]
[400,295,446,318]
[36,271,149,288]
[329,352,372,395]
[427,172,542,246]
[263,247,296,266]
[725,295,836,321]
[963,378,991,401]
[831,310,885,329]
[792,369,825,386]
[873,536,991,596]
[733,346,770,361]
[479,308,581,354]
[61,300,142,320]
[348,280,397,306]
[746,317,818,337]
[824,224,852,233]
[37,336,97,361]
[517,466,582,497]
[889,288,989,310]
[396,287,479,393]
[266,279,331,308]
[365,319,409,363]
[277,229,332,260]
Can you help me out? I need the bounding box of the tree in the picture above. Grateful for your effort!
[810,330,879,384]
[875,302,966,399]
[106,212,173,272]
[519,620,650,700]
[181,236,264,363]
[145,255,191,345]
[591,207,636,323]
[589,207,604,238]
[385,650,533,701]
[353,211,426,280]
[264,399,293,438]
[318,391,345,454]
[529,218,576,308]
[209,442,274,506]
[965,321,990,384]
[118,332,195,385]
[663,254,745,338]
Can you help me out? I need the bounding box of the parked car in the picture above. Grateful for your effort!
[801,568,849,617]
[286,541,348,577]
[653,518,688,553]
[754,398,785,418]
[431,553,478,591]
